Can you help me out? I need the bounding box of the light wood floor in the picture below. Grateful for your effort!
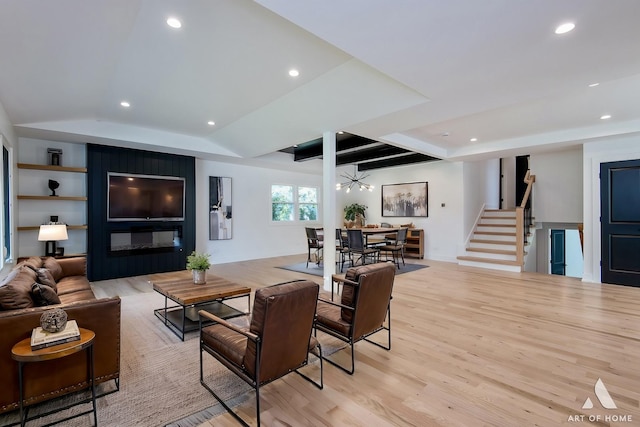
[92,256,640,427]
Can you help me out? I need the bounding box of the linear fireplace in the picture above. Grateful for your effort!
[109,226,182,256]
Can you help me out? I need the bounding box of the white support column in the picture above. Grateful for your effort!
[322,131,337,291]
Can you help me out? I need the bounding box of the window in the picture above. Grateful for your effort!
[271,184,319,222]
[2,143,11,266]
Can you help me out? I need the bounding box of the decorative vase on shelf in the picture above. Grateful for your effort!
[192,270,207,285]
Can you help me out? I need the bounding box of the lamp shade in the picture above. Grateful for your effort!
[38,224,69,241]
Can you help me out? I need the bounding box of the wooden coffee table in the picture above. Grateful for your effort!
[150,271,251,341]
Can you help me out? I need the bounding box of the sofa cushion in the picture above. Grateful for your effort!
[0,267,36,310]
[56,276,93,296]
[43,257,63,281]
[31,283,61,306]
[36,268,57,293]
[59,289,96,304]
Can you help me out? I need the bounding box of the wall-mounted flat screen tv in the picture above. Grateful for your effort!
[107,172,185,221]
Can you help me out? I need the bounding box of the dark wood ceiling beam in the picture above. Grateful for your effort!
[293,134,378,162]
[336,145,409,165]
[358,153,440,171]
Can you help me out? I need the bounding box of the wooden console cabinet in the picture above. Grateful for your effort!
[405,229,424,259]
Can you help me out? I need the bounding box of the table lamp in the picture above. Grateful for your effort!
[38,224,68,257]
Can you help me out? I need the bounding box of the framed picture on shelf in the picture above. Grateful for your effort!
[381,182,428,217]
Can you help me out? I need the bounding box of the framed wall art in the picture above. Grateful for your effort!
[381,181,428,217]
[209,176,232,240]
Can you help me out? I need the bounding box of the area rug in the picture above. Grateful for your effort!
[0,292,250,427]
[278,262,429,277]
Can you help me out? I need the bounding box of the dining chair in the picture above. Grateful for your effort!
[346,229,379,266]
[379,227,408,268]
[305,227,323,267]
[335,229,351,272]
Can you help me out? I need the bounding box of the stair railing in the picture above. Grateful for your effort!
[515,170,535,265]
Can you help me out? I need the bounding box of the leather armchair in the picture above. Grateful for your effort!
[315,262,395,374]
[199,280,322,426]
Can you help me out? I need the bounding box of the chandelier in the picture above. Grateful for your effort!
[336,165,374,193]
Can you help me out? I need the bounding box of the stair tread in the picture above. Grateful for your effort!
[482,216,516,220]
[477,223,516,227]
[467,248,518,255]
[470,239,517,245]
[456,256,522,266]
[485,209,516,212]
[474,231,517,236]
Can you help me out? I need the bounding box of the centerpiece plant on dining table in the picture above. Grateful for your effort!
[186,251,211,284]
[344,203,367,228]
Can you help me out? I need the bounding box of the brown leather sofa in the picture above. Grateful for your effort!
[0,256,120,414]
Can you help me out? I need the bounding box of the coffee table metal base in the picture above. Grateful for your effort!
[154,295,249,341]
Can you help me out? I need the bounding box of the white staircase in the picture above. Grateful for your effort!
[457,209,524,272]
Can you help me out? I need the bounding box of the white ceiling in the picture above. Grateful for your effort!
[1,0,639,164]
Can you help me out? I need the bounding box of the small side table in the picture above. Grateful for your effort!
[11,328,97,427]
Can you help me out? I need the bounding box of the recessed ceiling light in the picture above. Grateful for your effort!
[167,17,182,29]
[555,22,575,34]
[588,82,600,87]
[120,101,130,108]
[600,115,612,120]
[288,69,299,77]
[207,121,215,126]
[470,138,478,142]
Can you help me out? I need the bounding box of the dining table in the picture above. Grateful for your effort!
[343,227,400,247]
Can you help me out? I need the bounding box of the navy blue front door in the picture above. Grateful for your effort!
[551,230,566,276]
[600,159,640,287]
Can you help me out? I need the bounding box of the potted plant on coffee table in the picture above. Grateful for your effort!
[186,251,211,284]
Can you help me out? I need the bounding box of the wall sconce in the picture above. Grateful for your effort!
[38,224,68,257]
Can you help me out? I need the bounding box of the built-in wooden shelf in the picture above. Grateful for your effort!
[18,225,88,231]
[17,195,88,201]
[17,163,87,173]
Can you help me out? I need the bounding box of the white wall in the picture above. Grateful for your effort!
[462,158,500,241]
[529,147,583,223]
[336,160,465,262]
[196,158,323,264]
[565,229,583,278]
[583,133,640,283]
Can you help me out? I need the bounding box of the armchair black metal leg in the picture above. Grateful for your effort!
[363,306,392,351]
[200,339,255,426]
[322,340,355,375]
[296,343,324,389]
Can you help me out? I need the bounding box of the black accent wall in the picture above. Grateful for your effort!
[87,144,196,281]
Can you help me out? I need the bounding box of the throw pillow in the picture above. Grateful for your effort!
[43,257,63,281]
[36,268,58,293]
[0,268,36,310]
[31,282,61,306]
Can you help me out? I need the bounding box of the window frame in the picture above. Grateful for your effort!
[270,183,321,224]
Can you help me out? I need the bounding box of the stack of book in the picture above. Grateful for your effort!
[30,320,81,350]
